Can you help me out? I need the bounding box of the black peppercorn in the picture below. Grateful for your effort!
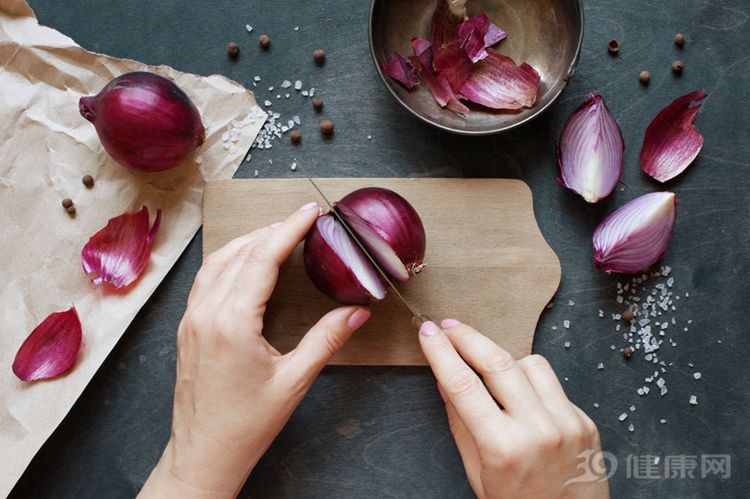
[312,97,324,112]
[623,346,634,359]
[671,60,685,74]
[259,34,270,49]
[622,309,635,321]
[320,119,334,136]
[674,33,685,47]
[607,39,620,55]
[313,49,326,65]
[62,198,73,209]
[290,130,301,144]
[226,41,240,58]
[82,174,95,188]
[639,70,651,85]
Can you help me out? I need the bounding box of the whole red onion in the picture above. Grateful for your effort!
[79,72,205,172]
[304,187,426,305]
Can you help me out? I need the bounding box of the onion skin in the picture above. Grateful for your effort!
[336,187,426,282]
[79,72,205,172]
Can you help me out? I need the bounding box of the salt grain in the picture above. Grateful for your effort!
[294,80,303,90]
[253,169,258,177]
[564,341,571,349]
[563,320,570,329]
[245,24,253,32]
[618,413,628,421]
[689,395,698,405]
[597,362,604,370]
[264,100,272,106]
[693,372,702,380]
[568,300,575,306]
[593,402,599,408]
[628,424,635,432]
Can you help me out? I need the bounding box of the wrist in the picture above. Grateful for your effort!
[140,432,263,499]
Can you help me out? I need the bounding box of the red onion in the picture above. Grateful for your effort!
[79,72,205,172]
[593,192,677,274]
[13,307,82,382]
[304,187,426,305]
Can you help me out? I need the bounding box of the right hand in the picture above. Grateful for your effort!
[418,319,610,499]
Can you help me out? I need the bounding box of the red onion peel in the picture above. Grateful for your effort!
[13,307,82,382]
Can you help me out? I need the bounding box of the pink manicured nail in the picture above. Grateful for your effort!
[270,222,283,229]
[419,321,440,337]
[299,201,319,211]
[441,319,461,329]
[347,308,371,331]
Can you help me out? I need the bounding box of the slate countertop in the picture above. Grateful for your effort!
[12,0,749,497]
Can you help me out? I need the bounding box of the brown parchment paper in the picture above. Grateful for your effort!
[0,1,266,494]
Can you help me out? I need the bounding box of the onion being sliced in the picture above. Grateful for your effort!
[304,215,387,304]
[303,187,427,305]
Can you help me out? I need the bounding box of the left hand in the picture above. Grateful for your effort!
[139,202,371,498]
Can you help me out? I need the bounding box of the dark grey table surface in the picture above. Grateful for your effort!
[12,1,749,498]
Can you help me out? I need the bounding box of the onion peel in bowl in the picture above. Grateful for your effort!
[430,0,467,46]
[382,53,420,90]
[457,12,507,63]
[459,49,540,110]
[557,93,624,203]
[13,307,82,382]
[593,192,677,274]
[81,206,162,288]
[640,90,707,182]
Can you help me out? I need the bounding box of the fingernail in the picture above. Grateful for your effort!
[270,222,283,229]
[347,308,371,331]
[419,321,440,337]
[299,201,318,211]
[441,318,461,329]
[437,383,447,402]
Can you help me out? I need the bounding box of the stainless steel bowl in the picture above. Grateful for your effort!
[369,0,584,135]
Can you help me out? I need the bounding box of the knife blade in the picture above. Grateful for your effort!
[293,158,431,327]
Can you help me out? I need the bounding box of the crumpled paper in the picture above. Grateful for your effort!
[0,1,265,494]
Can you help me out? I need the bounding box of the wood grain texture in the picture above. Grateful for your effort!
[203,178,561,365]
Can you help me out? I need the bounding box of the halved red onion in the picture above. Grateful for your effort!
[593,192,677,274]
[640,90,707,182]
[336,187,426,282]
[81,206,162,288]
[13,307,82,382]
[557,93,624,203]
[430,0,467,46]
[457,13,507,63]
[304,215,387,305]
[304,187,426,305]
[383,53,420,90]
[80,72,205,172]
[459,49,540,110]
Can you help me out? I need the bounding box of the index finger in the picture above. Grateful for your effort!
[418,321,506,446]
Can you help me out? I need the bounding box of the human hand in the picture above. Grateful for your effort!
[419,319,610,499]
[140,202,371,499]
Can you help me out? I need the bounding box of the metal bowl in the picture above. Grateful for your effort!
[369,0,584,135]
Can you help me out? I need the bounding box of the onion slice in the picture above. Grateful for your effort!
[593,192,677,274]
[557,93,624,203]
[81,206,162,288]
[640,90,707,182]
[304,215,387,304]
[459,49,540,110]
[434,41,473,93]
[411,37,435,72]
[457,13,507,63]
[13,307,82,382]
[382,53,420,90]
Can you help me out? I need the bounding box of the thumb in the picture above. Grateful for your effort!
[287,306,371,381]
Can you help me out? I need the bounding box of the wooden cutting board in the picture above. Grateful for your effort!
[203,179,560,365]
